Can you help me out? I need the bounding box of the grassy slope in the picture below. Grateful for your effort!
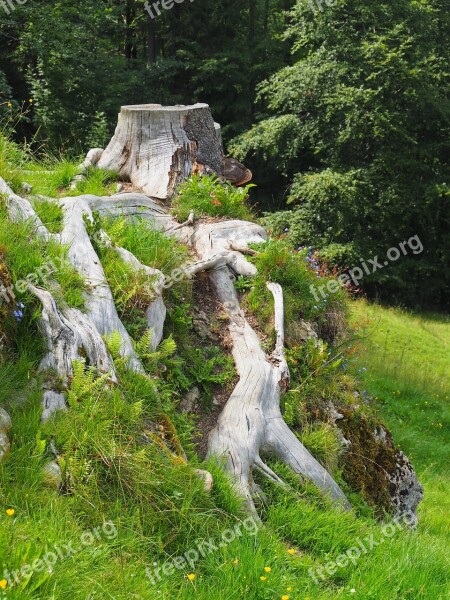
[0,145,448,598]
[350,300,449,567]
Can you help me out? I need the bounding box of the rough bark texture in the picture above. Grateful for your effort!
[97,103,224,199]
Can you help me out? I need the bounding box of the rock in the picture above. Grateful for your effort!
[332,405,423,522]
[193,469,213,492]
[0,408,12,433]
[179,387,201,414]
[286,320,318,346]
[389,451,423,527]
[0,408,11,460]
[41,391,67,423]
[43,461,63,489]
[69,174,86,190]
[116,183,124,193]
[192,308,219,342]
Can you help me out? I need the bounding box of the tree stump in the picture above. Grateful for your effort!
[97,103,226,199]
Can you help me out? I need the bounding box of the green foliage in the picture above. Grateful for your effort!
[101,248,157,315]
[0,206,86,310]
[0,131,28,193]
[172,175,254,222]
[32,198,64,233]
[243,239,347,342]
[100,215,186,274]
[232,0,450,308]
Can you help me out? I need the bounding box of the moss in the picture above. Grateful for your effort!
[338,407,398,516]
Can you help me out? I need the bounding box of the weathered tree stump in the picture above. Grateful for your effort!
[97,103,226,199]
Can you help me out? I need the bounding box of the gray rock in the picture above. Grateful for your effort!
[43,461,63,489]
[179,387,201,414]
[0,407,11,433]
[193,469,213,492]
[41,391,67,423]
[389,451,423,527]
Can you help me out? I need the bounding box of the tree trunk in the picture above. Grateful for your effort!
[97,103,225,199]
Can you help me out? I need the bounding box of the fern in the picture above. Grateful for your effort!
[105,330,124,360]
[134,330,177,372]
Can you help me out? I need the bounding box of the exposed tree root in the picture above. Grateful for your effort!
[1,176,350,513]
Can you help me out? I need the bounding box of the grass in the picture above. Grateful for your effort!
[0,296,448,599]
[172,174,254,222]
[0,206,86,310]
[0,129,448,598]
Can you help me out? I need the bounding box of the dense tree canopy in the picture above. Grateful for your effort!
[232,0,450,306]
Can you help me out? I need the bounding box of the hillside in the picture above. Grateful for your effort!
[0,125,448,599]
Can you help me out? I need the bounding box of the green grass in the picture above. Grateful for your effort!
[0,207,86,309]
[0,300,448,598]
[0,129,448,599]
[172,174,254,222]
[0,131,117,199]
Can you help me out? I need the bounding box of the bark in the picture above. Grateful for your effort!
[97,104,225,199]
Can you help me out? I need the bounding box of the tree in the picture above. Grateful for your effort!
[232,0,450,307]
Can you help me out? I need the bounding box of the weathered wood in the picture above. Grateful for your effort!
[97,104,225,199]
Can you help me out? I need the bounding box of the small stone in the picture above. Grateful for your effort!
[0,408,12,433]
[43,461,63,489]
[0,432,10,460]
[179,387,201,414]
[41,391,67,423]
[193,469,213,492]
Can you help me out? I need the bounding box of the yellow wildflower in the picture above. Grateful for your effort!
[187,573,196,581]
[0,580,7,590]
[260,576,267,581]
[288,548,295,555]
[6,509,15,516]
[264,566,271,573]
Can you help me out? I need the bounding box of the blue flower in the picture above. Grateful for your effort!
[13,303,25,322]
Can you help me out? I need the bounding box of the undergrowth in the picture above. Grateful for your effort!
[172,174,254,222]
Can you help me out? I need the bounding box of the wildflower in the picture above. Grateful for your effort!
[232,559,239,565]
[287,587,293,591]
[264,566,271,573]
[29,99,33,103]
[287,548,295,555]
[0,580,7,590]
[7,102,12,108]
[260,576,267,581]
[350,589,356,594]
[282,596,290,600]
[187,573,196,581]
[6,508,15,516]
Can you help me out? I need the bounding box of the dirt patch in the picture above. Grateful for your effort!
[188,271,238,459]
